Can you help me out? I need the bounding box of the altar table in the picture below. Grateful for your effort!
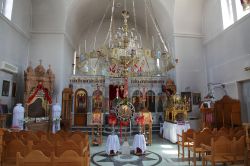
[105,134,120,155]
[162,121,190,143]
[132,134,146,153]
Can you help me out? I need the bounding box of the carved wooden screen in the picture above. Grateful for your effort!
[214,95,241,128]
[24,62,55,118]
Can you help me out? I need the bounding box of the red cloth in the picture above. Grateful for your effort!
[27,83,52,104]
[108,114,117,125]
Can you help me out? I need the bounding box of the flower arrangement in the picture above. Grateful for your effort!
[135,115,145,126]
[22,117,32,124]
[53,117,61,122]
[119,120,129,126]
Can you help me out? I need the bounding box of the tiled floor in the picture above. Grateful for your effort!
[90,134,245,166]
[90,135,193,166]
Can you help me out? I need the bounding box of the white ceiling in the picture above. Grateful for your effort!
[65,0,174,46]
[31,0,205,47]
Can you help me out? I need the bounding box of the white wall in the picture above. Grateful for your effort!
[175,37,206,94]
[12,0,31,36]
[174,0,204,35]
[203,0,250,123]
[0,0,31,109]
[203,0,223,42]
[204,14,250,99]
[31,0,66,32]
[173,0,206,117]
[62,37,74,93]
[30,0,75,104]
[29,33,69,103]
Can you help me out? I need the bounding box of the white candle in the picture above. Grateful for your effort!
[152,36,154,50]
[84,40,87,53]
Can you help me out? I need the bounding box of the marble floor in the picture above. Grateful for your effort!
[90,134,244,166]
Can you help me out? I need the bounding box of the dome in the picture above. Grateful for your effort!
[26,65,33,74]
[34,64,46,76]
[46,65,53,75]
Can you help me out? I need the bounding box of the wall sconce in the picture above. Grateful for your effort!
[244,66,250,71]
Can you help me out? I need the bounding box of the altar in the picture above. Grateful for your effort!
[162,121,190,143]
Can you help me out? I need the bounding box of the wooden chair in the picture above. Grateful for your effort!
[32,139,55,157]
[69,133,89,152]
[3,130,17,144]
[68,134,83,144]
[16,150,52,166]
[0,128,5,165]
[17,130,32,139]
[3,139,30,164]
[177,129,194,160]
[48,133,64,144]
[188,128,213,166]
[35,131,47,139]
[232,135,246,163]
[216,127,229,136]
[53,150,84,166]
[21,133,40,145]
[55,140,83,157]
[56,130,69,138]
[243,123,250,165]
[233,129,245,139]
[201,136,235,166]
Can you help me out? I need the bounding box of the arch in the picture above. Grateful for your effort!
[74,88,88,113]
[74,88,88,126]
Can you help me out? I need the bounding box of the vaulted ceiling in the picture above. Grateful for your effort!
[65,0,174,47]
[31,0,204,48]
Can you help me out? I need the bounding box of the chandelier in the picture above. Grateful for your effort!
[75,0,175,77]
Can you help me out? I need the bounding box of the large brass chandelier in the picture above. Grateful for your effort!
[76,0,175,77]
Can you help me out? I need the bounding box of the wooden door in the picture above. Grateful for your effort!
[74,89,88,126]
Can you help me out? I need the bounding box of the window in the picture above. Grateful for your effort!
[221,0,234,29]
[0,0,13,20]
[235,0,250,19]
[221,0,250,29]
